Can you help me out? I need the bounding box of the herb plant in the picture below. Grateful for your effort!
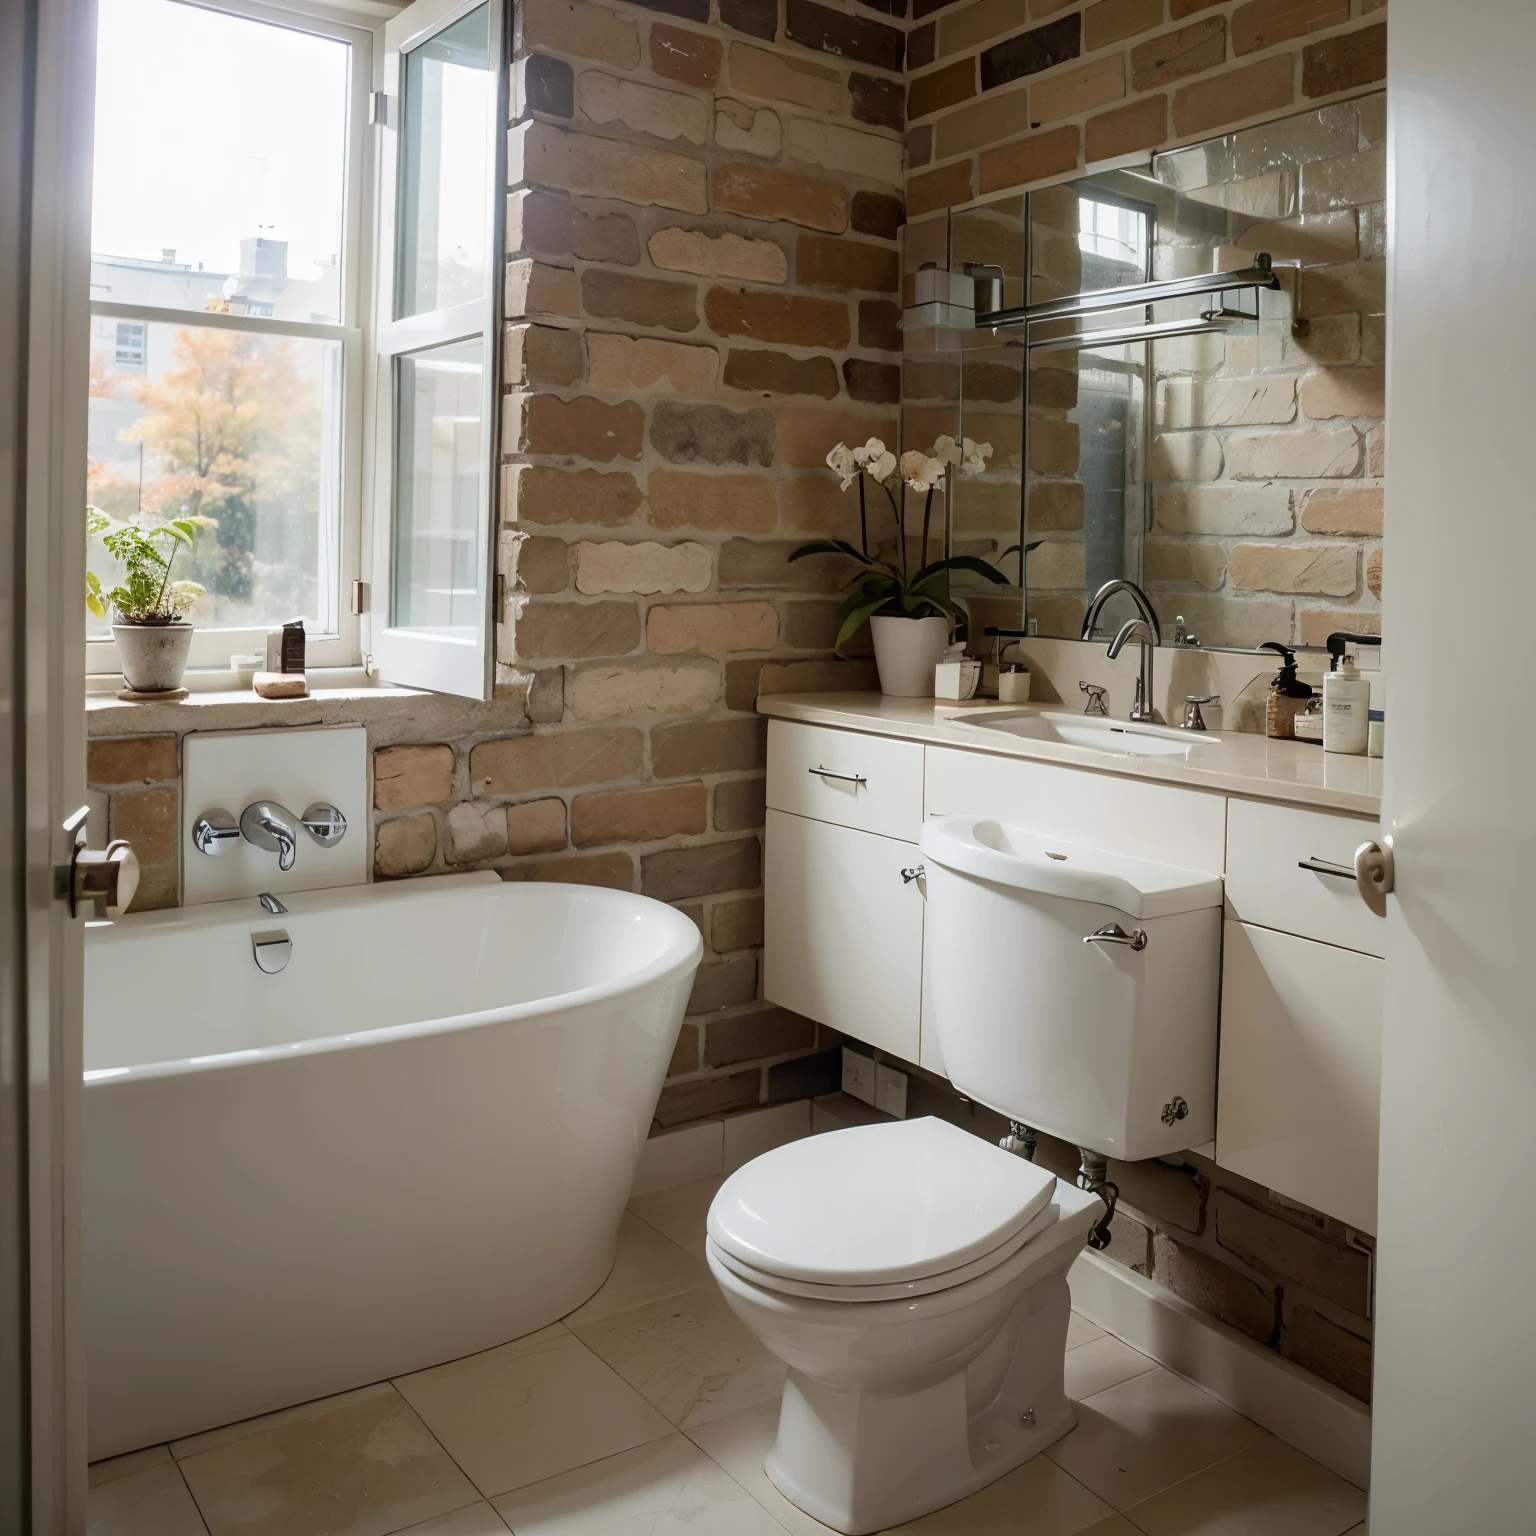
[86,507,213,625]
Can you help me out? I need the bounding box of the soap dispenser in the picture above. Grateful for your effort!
[1322,632,1376,755]
[1259,641,1313,740]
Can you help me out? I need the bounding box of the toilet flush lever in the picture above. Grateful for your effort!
[1084,923,1147,952]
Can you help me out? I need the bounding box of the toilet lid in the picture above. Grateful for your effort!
[707,1117,1058,1287]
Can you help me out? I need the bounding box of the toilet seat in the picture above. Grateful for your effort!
[707,1117,1059,1295]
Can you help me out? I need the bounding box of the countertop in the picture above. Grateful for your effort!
[757,693,1384,818]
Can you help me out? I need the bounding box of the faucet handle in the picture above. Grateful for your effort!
[1181,694,1220,731]
[1079,681,1109,716]
[300,803,347,848]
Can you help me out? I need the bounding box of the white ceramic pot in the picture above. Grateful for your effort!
[112,621,193,693]
[870,614,950,698]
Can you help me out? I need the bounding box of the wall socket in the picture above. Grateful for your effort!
[841,1048,876,1106]
[875,1063,909,1119]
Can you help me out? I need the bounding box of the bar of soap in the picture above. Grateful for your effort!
[253,671,308,699]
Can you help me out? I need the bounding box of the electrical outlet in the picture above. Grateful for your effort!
[874,1063,908,1119]
[841,1048,876,1106]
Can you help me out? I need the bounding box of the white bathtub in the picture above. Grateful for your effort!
[84,872,701,1459]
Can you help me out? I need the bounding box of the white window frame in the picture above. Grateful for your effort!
[85,0,374,676]
[364,0,506,700]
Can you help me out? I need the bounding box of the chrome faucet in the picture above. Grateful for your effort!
[1082,580,1162,723]
[241,802,300,871]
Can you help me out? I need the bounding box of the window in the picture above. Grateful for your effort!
[87,0,370,672]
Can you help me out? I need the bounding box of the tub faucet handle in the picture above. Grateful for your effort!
[240,801,300,872]
[301,803,347,848]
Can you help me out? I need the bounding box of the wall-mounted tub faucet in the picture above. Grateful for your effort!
[241,802,301,871]
[194,802,348,871]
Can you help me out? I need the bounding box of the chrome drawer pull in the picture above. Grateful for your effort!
[808,766,866,785]
[1298,856,1355,880]
[1084,923,1147,952]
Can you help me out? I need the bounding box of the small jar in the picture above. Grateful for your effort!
[997,663,1031,703]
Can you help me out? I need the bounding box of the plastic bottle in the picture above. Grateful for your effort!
[1323,634,1370,755]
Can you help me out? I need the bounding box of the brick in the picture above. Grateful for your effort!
[1100,1208,1153,1275]
[1160,375,1298,428]
[794,235,899,295]
[785,119,903,186]
[1145,540,1226,589]
[667,1021,700,1076]
[1358,90,1385,147]
[1299,606,1377,647]
[712,894,765,950]
[1302,22,1384,98]
[705,287,850,349]
[850,72,905,130]
[1301,486,1382,536]
[905,160,970,217]
[1215,1190,1369,1312]
[844,358,900,404]
[654,1068,760,1128]
[649,399,777,466]
[649,22,723,87]
[375,814,437,878]
[728,43,841,114]
[515,535,570,594]
[521,53,575,118]
[859,299,902,351]
[1300,366,1384,421]
[1169,0,1220,13]
[1366,425,1383,476]
[766,1048,840,1103]
[574,540,711,595]
[375,744,454,811]
[779,479,861,542]
[714,776,767,831]
[573,782,708,846]
[1232,0,1345,55]
[776,405,897,469]
[652,717,767,778]
[720,0,777,40]
[1030,417,1081,475]
[850,190,904,240]
[1289,1306,1371,1403]
[716,99,781,159]
[648,468,778,532]
[760,657,879,695]
[936,0,1019,54]
[1024,478,1081,532]
[621,0,707,19]
[724,348,840,399]
[508,392,645,462]
[1156,484,1293,535]
[1153,1232,1277,1345]
[906,122,933,170]
[713,163,847,235]
[1230,542,1356,595]
[908,58,975,120]
[720,537,849,592]
[87,736,176,784]
[580,269,697,333]
[1084,0,1161,50]
[1366,545,1382,599]
[1109,1159,1206,1233]
[648,600,780,653]
[527,667,565,723]
[785,0,902,70]
[507,188,640,266]
[688,957,760,1015]
[110,785,178,871]
[1032,55,1124,125]
[507,464,642,527]
[933,87,1032,161]
[1130,17,1224,92]
[471,727,644,793]
[504,258,582,321]
[979,12,1080,91]
[1299,145,1385,217]
[1172,55,1295,138]
[504,324,584,392]
[517,0,640,69]
[502,850,635,890]
[1150,431,1222,482]
[978,126,1080,198]
[516,595,643,664]
[723,658,768,712]
[506,797,568,855]
[1084,95,1167,165]
[705,1003,814,1065]
[572,658,721,719]
[445,801,508,865]
[510,120,707,214]
[1227,427,1359,479]
[586,333,717,395]
[649,225,787,284]
[577,71,708,145]
[1027,540,1085,589]
[641,836,761,901]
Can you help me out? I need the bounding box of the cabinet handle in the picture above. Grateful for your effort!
[1297,856,1355,880]
[1084,923,1147,952]
[808,766,866,785]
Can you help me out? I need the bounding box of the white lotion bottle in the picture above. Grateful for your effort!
[1323,654,1369,754]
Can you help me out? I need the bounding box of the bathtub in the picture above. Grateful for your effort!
[83,872,701,1459]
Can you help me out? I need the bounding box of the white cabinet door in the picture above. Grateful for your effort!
[1217,919,1382,1233]
[763,808,922,1063]
[767,720,924,842]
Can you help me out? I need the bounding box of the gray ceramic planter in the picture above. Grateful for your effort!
[113,621,193,693]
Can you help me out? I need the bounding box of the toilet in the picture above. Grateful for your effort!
[709,816,1223,1534]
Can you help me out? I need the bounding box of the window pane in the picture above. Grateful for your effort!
[392,339,484,633]
[87,321,342,634]
[91,0,350,323]
[396,4,492,319]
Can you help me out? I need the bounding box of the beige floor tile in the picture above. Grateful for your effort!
[171,1381,398,1462]
[176,1382,476,1536]
[1121,1437,1366,1535]
[1045,1368,1267,1512]
[393,1502,511,1534]
[394,1325,672,1500]
[1064,1336,1159,1402]
[627,1177,724,1262]
[564,1212,713,1328]
[1067,1313,1106,1350]
[887,1453,1115,1534]
[1079,1518,1141,1535]
[686,1399,835,1536]
[89,1443,171,1489]
[87,1459,207,1536]
[492,1433,787,1535]
[570,1285,786,1432]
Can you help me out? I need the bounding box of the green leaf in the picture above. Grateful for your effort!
[788,539,870,565]
[834,596,890,655]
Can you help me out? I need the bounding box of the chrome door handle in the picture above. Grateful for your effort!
[1298,856,1355,879]
[901,864,925,884]
[1354,835,1394,918]
[1084,923,1147,952]
[808,766,866,785]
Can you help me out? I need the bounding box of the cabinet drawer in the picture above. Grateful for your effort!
[766,720,923,842]
[1217,920,1381,1232]
[763,809,922,1063]
[1226,798,1382,957]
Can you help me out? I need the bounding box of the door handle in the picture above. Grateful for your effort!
[1084,923,1147,952]
[1354,836,1394,918]
[1298,856,1355,879]
[56,805,140,918]
[808,766,866,785]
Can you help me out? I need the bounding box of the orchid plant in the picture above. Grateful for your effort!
[790,435,1009,654]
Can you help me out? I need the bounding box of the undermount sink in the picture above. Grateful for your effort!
[959,710,1218,759]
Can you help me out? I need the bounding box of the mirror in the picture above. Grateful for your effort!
[944,93,1385,653]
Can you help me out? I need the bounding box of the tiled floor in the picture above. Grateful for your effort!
[88,1183,1368,1536]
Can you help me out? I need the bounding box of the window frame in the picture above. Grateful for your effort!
[85,0,375,676]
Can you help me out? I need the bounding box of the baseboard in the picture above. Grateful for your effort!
[633,1101,812,1196]
[1069,1249,1372,1491]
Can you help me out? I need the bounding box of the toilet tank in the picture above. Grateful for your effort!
[919,816,1222,1162]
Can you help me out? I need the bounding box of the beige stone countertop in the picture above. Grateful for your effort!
[757,692,1385,818]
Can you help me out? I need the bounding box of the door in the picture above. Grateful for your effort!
[1370,3,1536,1526]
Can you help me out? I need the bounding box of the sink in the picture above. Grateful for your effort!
[959,710,1218,760]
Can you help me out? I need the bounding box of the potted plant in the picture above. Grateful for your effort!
[791,435,1007,697]
[86,506,213,694]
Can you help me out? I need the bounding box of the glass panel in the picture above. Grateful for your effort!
[392,338,484,633]
[91,0,350,323]
[86,321,343,633]
[396,4,493,319]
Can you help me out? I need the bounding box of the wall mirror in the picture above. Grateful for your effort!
[938,92,1385,654]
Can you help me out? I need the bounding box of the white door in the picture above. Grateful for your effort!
[1370,3,1536,1526]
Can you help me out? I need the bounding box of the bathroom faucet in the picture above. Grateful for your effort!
[242,802,300,871]
[1082,580,1161,723]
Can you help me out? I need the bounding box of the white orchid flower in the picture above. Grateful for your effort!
[932,434,962,467]
[960,437,993,476]
[826,441,858,490]
[901,450,944,492]
[866,448,897,482]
